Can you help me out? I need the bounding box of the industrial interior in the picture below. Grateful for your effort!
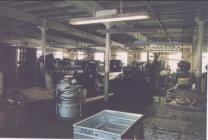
[0,1,207,139]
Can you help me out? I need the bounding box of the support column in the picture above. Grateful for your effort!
[206,65,208,137]
[195,18,204,94]
[191,29,197,71]
[104,23,112,102]
[147,51,149,63]
[38,19,48,87]
[39,19,48,68]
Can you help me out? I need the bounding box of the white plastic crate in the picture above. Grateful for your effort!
[73,110,143,139]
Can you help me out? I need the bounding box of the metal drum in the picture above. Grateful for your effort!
[56,80,82,120]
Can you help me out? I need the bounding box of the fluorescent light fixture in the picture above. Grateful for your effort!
[69,12,150,25]
[11,44,17,46]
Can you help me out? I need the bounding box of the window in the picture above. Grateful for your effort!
[140,52,147,62]
[94,52,104,62]
[17,48,20,62]
[63,51,70,59]
[149,53,154,61]
[17,48,20,67]
[54,51,63,59]
[168,53,182,73]
[140,52,154,62]
[37,49,42,59]
[202,52,208,73]
[116,52,128,66]
[77,51,85,60]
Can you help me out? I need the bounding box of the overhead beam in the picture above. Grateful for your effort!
[97,28,158,34]
[31,8,83,16]
[3,1,38,7]
[68,0,148,41]
[0,5,42,25]
[69,0,103,15]
[21,4,50,12]
[135,24,194,29]
[0,36,42,48]
[0,35,77,49]
[88,1,188,10]
[0,5,125,48]
[0,25,78,47]
[145,1,172,42]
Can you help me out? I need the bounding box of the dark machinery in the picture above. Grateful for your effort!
[75,59,125,97]
[74,60,102,97]
[176,60,192,89]
[39,54,79,86]
[42,53,164,113]
[17,48,39,88]
[110,60,123,72]
[110,53,166,112]
[110,61,155,112]
[40,53,105,98]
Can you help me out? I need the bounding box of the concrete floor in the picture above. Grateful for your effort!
[144,128,206,140]
[0,99,206,140]
[143,103,206,140]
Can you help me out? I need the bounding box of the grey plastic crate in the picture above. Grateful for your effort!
[73,110,144,139]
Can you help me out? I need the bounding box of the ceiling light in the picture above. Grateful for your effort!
[69,12,150,25]
[11,44,17,47]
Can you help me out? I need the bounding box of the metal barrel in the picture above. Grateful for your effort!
[56,80,82,119]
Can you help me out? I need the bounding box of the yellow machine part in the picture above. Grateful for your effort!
[178,78,191,86]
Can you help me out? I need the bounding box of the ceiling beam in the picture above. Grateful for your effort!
[68,0,148,41]
[69,0,103,15]
[3,1,38,7]
[31,8,83,16]
[0,5,125,48]
[0,35,77,49]
[0,25,78,47]
[0,35,44,48]
[97,28,158,34]
[95,1,189,10]
[145,1,172,42]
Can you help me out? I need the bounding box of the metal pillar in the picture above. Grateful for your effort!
[104,23,112,102]
[38,19,48,87]
[147,51,150,63]
[191,28,197,71]
[195,18,204,94]
[206,64,208,139]
[39,19,48,68]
